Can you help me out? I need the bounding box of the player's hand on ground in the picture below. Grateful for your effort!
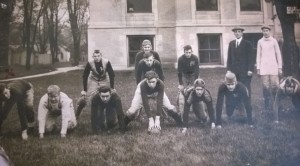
[247,71,253,76]
[148,118,155,131]
[211,122,216,129]
[154,116,161,130]
[181,127,187,134]
[81,90,87,97]
[178,85,184,91]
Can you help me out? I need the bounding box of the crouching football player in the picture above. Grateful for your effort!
[0,80,35,140]
[91,86,125,134]
[126,71,182,132]
[38,85,77,138]
[216,72,253,128]
[181,78,215,133]
[273,76,300,123]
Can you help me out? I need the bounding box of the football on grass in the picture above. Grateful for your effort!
[149,128,161,134]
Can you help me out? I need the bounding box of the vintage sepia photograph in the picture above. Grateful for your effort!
[0,0,300,165]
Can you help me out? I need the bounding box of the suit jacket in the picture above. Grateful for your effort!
[227,39,254,76]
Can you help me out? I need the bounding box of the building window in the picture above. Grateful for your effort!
[198,34,221,64]
[196,0,218,11]
[127,0,152,13]
[128,35,154,66]
[240,0,261,11]
[243,33,262,59]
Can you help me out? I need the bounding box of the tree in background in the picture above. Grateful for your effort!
[67,0,88,66]
[45,0,67,64]
[266,0,300,79]
[0,0,15,68]
[22,0,47,70]
[36,17,48,54]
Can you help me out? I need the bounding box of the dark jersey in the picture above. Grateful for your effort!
[183,88,215,127]
[91,92,124,130]
[134,50,161,74]
[216,82,252,125]
[177,54,199,85]
[136,59,164,84]
[140,79,164,118]
[82,60,115,91]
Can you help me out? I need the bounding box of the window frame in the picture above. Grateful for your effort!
[127,0,152,13]
[195,0,219,11]
[127,35,154,67]
[240,0,262,12]
[197,34,222,65]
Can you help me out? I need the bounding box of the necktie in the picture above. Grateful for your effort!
[236,41,239,48]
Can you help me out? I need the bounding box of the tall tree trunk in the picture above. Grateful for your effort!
[0,0,14,68]
[48,11,56,64]
[67,0,88,66]
[274,0,300,79]
[69,13,81,66]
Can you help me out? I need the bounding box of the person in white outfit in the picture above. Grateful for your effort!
[38,85,77,138]
[256,25,283,110]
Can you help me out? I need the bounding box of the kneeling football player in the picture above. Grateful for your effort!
[216,72,253,128]
[91,86,125,134]
[126,71,182,133]
[0,80,35,140]
[181,78,216,134]
[38,85,77,138]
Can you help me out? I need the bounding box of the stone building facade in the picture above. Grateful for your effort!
[88,0,295,70]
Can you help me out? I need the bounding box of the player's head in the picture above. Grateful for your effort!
[98,86,112,103]
[194,78,206,96]
[0,83,10,100]
[183,45,193,58]
[142,40,152,53]
[225,72,237,91]
[92,49,102,62]
[47,85,60,104]
[145,71,159,89]
[143,52,154,67]
[284,76,299,94]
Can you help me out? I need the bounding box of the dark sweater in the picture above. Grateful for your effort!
[140,79,164,118]
[134,50,161,73]
[177,54,199,85]
[216,82,252,125]
[82,60,115,91]
[183,88,215,127]
[1,80,32,110]
[91,92,125,130]
[136,59,164,84]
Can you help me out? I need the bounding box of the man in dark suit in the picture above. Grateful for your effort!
[227,27,254,99]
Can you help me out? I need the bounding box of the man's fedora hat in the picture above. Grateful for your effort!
[232,26,245,32]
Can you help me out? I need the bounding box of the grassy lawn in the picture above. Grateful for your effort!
[1,68,300,166]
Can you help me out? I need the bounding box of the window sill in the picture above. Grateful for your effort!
[126,13,154,16]
[240,11,263,15]
[196,11,220,14]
